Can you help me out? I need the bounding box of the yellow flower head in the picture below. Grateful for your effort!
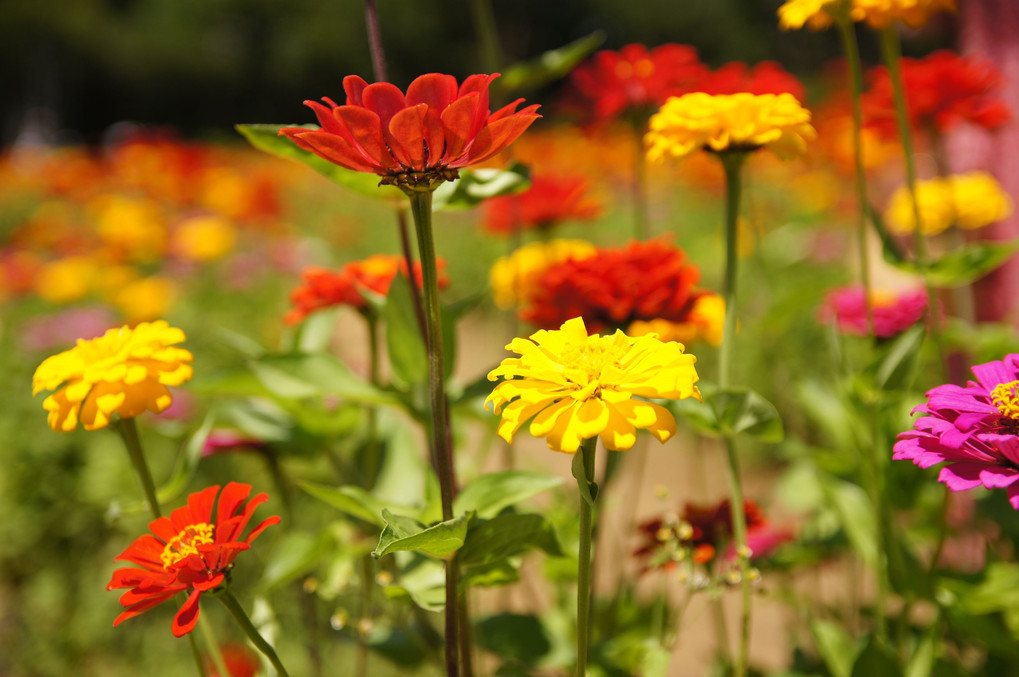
[850,0,955,29]
[173,215,237,262]
[486,317,700,453]
[778,0,843,30]
[489,239,596,310]
[627,294,725,348]
[32,321,193,432]
[884,172,1013,236]
[646,93,817,163]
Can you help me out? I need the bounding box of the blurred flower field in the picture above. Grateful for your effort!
[5,1,1019,676]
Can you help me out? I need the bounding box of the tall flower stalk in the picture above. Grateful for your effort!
[575,437,598,677]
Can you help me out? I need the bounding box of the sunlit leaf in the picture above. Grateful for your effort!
[372,509,470,559]
[454,471,563,519]
[497,31,607,93]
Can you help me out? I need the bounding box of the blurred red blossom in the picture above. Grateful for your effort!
[482,173,602,235]
[696,61,807,101]
[819,285,930,338]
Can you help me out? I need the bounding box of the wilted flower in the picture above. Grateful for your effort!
[884,171,1013,235]
[894,354,1019,509]
[486,317,700,453]
[646,92,816,162]
[482,173,602,235]
[489,239,596,310]
[285,254,445,324]
[280,73,540,189]
[819,285,929,338]
[107,483,279,636]
[32,320,193,432]
[865,51,1011,137]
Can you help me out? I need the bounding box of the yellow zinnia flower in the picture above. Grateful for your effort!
[486,317,700,453]
[778,0,843,30]
[851,0,955,29]
[489,239,596,310]
[32,321,193,432]
[884,172,1013,235]
[646,93,817,163]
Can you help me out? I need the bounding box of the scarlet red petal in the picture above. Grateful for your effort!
[115,534,168,570]
[172,589,203,637]
[169,505,196,534]
[192,573,225,591]
[457,74,498,139]
[147,517,177,544]
[440,92,482,161]
[189,484,221,525]
[244,515,282,545]
[215,482,253,530]
[362,82,407,128]
[334,106,400,171]
[112,590,178,628]
[389,104,428,169]
[344,75,369,106]
[304,100,346,134]
[422,108,446,166]
[461,110,540,166]
[406,73,458,112]
[291,131,382,173]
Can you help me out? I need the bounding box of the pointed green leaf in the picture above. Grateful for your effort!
[497,31,607,93]
[384,273,429,387]
[372,509,470,559]
[887,239,1019,287]
[432,162,530,210]
[247,352,398,405]
[454,471,563,519]
[571,449,598,506]
[300,482,416,528]
[459,513,562,565]
[872,325,924,391]
[810,619,858,677]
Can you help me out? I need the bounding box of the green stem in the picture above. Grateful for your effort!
[406,188,460,677]
[197,610,229,677]
[835,15,876,338]
[710,595,731,666]
[718,151,750,677]
[458,589,476,677]
[467,0,503,77]
[879,28,944,364]
[216,589,291,677]
[114,418,212,677]
[576,437,598,677]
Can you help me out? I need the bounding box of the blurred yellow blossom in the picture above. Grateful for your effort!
[778,0,843,30]
[32,320,193,432]
[489,239,596,310]
[92,195,167,263]
[884,172,1013,235]
[628,293,725,347]
[779,0,954,30]
[35,256,100,304]
[173,215,236,262]
[113,276,177,323]
[646,93,816,162]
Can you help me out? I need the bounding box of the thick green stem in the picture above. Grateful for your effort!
[407,189,460,677]
[836,15,876,337]
[458,590,476,677]
[216,589,290,677]
[718,151,751,677]
[576,438,598,677]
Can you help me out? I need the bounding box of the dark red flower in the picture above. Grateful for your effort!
[695,61,807,101]
[284,254,447,325]
[520,239,711,332]
[864,50,1012,137]
[561,43,709,125]
[280,73,540,186]
[482,173,602,235]
[106,483,279,637]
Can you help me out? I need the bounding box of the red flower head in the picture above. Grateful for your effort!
[695,61,807,101]
[562,43,709,125]
[280,73,541,189]
[482,173,603,235]
[520,239,712,333]
[864,50,1012,137]
[284,254,448,325]
[106,483,279,637]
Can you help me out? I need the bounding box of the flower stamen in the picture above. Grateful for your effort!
[992,380,1019,422]
[161,523,215,569]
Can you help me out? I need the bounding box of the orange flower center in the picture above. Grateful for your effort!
[992,380,1019,421]
[161,523,215,570]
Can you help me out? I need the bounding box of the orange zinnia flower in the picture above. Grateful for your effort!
[107,482,279,637]
[280,73,540,188]
[285,254,447,325]
[482,173,602,235]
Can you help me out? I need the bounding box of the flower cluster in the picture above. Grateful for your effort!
[32,320,193,432]
[486,317,700,453]
[107,483,279,636]
[646,92,816,161]
[280,73,540,187]
[285,254,446,324]
[865,51,1011,137]
[894,354,1019,509]
[488,239,596,310]
[819,285,929,338]
[482,173,602,235]
[519,239,722,344]
[884,172,1013,236]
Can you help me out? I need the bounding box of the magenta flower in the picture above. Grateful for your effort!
[818,285,928,338]
[894,354,1019,508]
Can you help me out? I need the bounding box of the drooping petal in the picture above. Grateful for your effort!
[171,589,203,637]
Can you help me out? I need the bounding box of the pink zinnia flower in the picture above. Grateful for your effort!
[818,285,928,338]
[894,354,1019,509]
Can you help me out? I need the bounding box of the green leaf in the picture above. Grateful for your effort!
[248,352,397,405]
[236,123,404,201]
[384,273,428,388]
[257,531,333,592]
[460,560,520,588]
[157,414,213,504]
[497,31,607,93]
[824,478,877,568]
[672,385,783,442]
[291,307,340,353]
[888,239,1019,288]
[432,162,530,210]
[453,471,563,519]
[383,557,447,611]
[301,482,416,528]
[474,613,552,667]
[459,513,562,566]
[869,203,907,264]
[571,449,598,506]
[905,633,935,677]
[372,509,470,559]
[850,636,899,677]
[872,325,924,391]
[810,619,858,677]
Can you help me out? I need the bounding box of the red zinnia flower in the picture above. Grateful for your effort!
[864,50,1012,137]
[482,173,602,235]
[279,73,540,188]
[284,254,447,325]
[520,239,712,333]
[562,43,709,125]
[695,61,807,101]
[106,483,279,637]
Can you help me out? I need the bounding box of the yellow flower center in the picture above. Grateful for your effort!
[161,523,215,570]
[992,381,1019,421]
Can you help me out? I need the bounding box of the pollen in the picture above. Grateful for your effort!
[992,380,1019,421]
[161,523,215,569]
